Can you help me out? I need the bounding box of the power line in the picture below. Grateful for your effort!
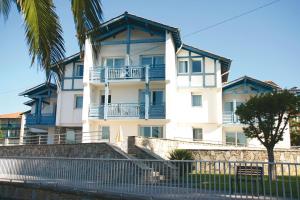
[183,0,281,38]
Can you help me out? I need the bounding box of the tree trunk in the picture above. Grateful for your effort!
[267,147,276,180]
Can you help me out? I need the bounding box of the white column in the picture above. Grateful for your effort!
[164,31,176,139]
[19,114,26,145]
[233,99,237,123]
[82,37,94,142]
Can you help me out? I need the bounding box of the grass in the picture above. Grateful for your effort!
[178,173,300,198]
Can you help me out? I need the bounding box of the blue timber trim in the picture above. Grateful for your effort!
[126,25,131,55]
[177,49,217,88]
[177,56,202,59]
[98,38,165,46]
[223,76,275,93]
[92,25,128,41]
[131,25,166,37]
[62,61,84,91]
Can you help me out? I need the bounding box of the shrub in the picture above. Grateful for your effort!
[168,149,194,160]
[169,149,194,177]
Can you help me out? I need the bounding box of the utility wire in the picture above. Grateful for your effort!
[129,0,280,57]
[183,0,281,38]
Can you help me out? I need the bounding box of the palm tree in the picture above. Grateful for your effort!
[0,0,103,76]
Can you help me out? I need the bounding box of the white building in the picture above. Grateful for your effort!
[20,12,291,149]
[80,12,290,149]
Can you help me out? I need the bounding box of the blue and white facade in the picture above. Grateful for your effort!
[20,12,291,149]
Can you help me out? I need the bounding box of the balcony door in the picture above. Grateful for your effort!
[141,55,164,67]
[104,57,125,68]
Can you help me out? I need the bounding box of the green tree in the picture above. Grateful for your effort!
[290,117,300,146]
[0,0,103,76]
[236,90,300,177]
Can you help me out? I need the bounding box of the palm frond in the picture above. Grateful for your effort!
[71,0,103,52]
[17,0,65,72]
[0,0,14,20]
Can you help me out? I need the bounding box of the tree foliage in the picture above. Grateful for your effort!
[0,0,103,77]
[236,90,300,162]
[169,149,194,160]
[290,117,300,146]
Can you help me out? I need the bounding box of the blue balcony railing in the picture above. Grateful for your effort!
[89,103,165,119]
[26,113,56,126]
[89,65,165,83]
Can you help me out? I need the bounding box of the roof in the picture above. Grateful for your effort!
[19,83,57,97]
[264,80,281,89]
[0,112,22,119]
[23,99,35,106]
[181,44,232,82]
[223,76,278,92]
[87,12,182,49]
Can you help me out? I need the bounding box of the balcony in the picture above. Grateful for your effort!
[223,111,240,124]
[26,113,56,126]
[89,65,165,83]
[0,123,20,130]
[89,103,165,119]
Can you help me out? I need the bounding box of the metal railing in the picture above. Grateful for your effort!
[89,65,165,83]
[0,131,109,146]
[26,113,56,125]
[0,158,298,199]
[223,111,240,124]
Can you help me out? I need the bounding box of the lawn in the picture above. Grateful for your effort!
[178,173,300,198]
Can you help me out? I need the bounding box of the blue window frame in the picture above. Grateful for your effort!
[192,94,202,107]
[178,60,188,74]
[151,90,164,105]
[139,126,163,138]
[75,95,83,108]
[105,58,125,68]
[192,60,202,73]
[74,64,84,77]
[141,55,164,67]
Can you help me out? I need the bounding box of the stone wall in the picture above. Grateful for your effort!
[0,143,128,159]
[189,149,300,163]
[131,136,300,163]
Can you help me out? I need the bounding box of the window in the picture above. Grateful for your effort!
[101,126,110,140]
[74,64,84,77]
[100,95,111,105]
[192,94,202,106]
[225,132,236,145]
[141,55,165,67]
[151,90,164,105]
[105,58,125,68]
[193,128,203,141]
[75,95,83,108]
[139,126,163,138]
[192,60,202,73]
[226,132,247,146]
[178,61,188,74]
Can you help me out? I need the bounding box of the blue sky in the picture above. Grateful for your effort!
[0,0,299,114]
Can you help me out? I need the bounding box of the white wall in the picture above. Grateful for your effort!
[56,91,82,127]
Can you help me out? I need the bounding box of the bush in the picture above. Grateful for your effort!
[169,149,194,160]
[169,149,194,177]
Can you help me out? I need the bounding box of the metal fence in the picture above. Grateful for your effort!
[0,157,299,199]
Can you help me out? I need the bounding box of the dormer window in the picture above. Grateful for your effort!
[178,60,188,74]
[74,64,84,77]
[191,60,201,73]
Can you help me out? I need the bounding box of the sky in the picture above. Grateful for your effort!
[0,0,299,114]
